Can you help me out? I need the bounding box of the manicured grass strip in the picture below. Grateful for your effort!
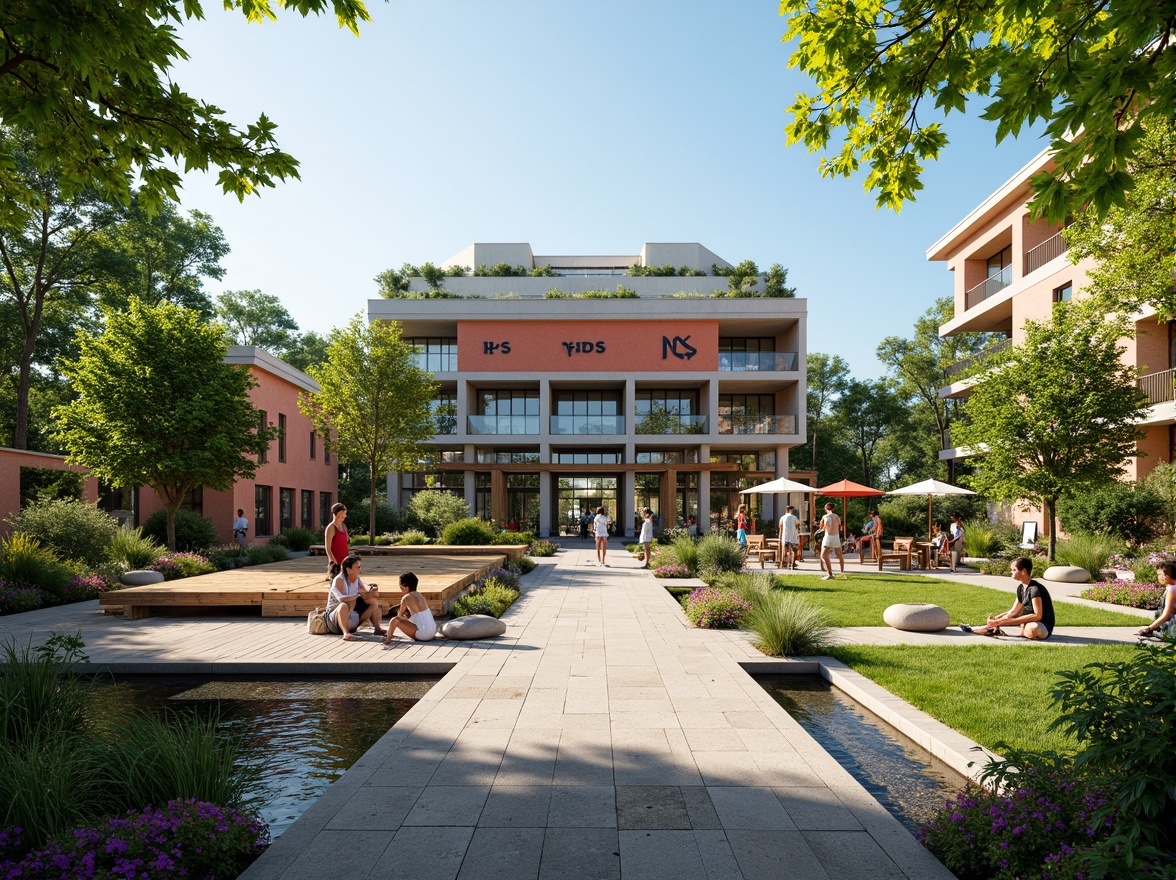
[825,644,1142,755]
[775,573,1144,627]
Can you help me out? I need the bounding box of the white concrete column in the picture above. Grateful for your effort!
[623,470,636,538]
[698,443,711,534]
[539,470,552,538]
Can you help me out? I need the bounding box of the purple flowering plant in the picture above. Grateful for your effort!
[683,587,751,629]
[0,799,269,879]
[0,581,43,616]
[1079,580,1164,610]
[653,564,692,579]
[150,552,215,581]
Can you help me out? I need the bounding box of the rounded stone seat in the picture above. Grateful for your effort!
[440,614,507,640]
[1043,565,1089,583]
[120,570,165,586]
[883,603,950,632]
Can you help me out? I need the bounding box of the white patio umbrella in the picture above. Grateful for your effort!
[739,477,818,495]
[888,478,976,539]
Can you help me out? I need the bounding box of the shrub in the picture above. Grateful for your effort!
[1058,480,1167,545]
[344,499,408,536]
[61,574,109,603]
[0,800,269,880]
[696,532,744,573]
[683,587,751,628]
[671,532,700,573]
[653,564,692,578]
[0,533,72,600]
[143,509,219,552]
[0,582,43,616]
[745,591,833,656]
[107,524,165,570]
[1080,579,1165,609]
[961,518,1007,558]
[267,533,289,548]
[441,517,496,545]
[394,529,430,545]
[514,556,537,574]
[5,498,119,568]
[1054,530,1121,577]
[527,539,559,557]
[480,568,521,591]
[17,466,85,508]
[282,526,315,552]
[205,544,250,571]
[451,583,519,618]
[409,491,471,536]
[151,552,215,580]
[247,544,289,565]
[493,530,534,546]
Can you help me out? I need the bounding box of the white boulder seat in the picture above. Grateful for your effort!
[1043,565,1090,583]
[883,602,950,632]
[440,615,507,639]
[120,570,165,586]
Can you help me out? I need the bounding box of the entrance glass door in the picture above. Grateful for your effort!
[556,476,619,537]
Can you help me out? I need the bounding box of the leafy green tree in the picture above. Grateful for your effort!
[300,314,438,539]
[876,297,998,482]
[474,263,528,277]
[0,129,120,449]
[1066,118,1176,318]
[953,302,1149,558]
[1144,462,1176,536]
[1057,480,1165,545]
[802,352,850,486]
[831,379,909,486]
[53,298,273,550]
[281,330,330,373]
[780,0,1174,219]
[0,0,371,226]
[93,198,228,316]
[215,289,299,353]
[763,263,796,298]
[375,264,416,297]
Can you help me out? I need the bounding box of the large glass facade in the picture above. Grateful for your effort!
[719,394,792,434]
[430,393,458,434]
[551,391,623,435]
[635,390,706,434]
[551,450,623,465]
[719,338,798,372]
[556,476,618,537]
[470,390,539,435]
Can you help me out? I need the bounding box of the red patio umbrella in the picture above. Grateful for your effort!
[816,479,886,529]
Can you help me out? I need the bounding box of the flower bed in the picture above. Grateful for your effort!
[1080,579,1164,609]
[683,587,751,629]
[653,564,692,578]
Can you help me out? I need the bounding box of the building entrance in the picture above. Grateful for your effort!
[556,476,619,537]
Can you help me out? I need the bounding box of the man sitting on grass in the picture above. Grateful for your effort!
[961,555,1054,639]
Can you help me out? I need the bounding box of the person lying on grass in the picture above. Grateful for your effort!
[325,554,385,641]
[961,555,1054,639]
[384,571,438,643]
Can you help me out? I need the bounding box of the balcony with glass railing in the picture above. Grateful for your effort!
[634,414,708,435]
[550,415,626,435]
[718,414,797,435]
[942,338,1012,383]
[718,352,799,372]
[1138,369,1174,406]
[467,415,539,435]
[1023,229,1068,276]
[964,265,1012,311]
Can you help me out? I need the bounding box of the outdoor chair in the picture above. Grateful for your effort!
[878,537,913,571]
[745,534,774,568]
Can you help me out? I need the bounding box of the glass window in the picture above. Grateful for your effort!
[635,390,697,415]
[1053,283,1072,303]
[635,450,699,464]
[718,394,778,434]
[255,485,273,536]
[257,410,268,463]
[309,430,316,460]
[278,414,287,462]
[279,487,293,531]
[430,393,458,434]
[405,337,457,372]
[301,490,314,528]
[319,492,332,528]
[987,245,1012,276]
[475,448,540,464]
[551,450,623,464]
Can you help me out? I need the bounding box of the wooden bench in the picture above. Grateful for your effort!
[877,537,914,571]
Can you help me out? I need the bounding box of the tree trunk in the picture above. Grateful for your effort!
[14,338,34,449]
[369,460,378,543]
[1046,498,1057,561]
[166,497,183,551]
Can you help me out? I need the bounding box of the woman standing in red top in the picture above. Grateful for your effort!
[324,502,349,581]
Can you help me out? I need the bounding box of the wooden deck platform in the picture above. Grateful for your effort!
[98,553,508,620]
[308,543,527,558]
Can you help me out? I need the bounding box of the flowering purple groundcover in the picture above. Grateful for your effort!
[1080,579,1164,610]
[684,587,751,629]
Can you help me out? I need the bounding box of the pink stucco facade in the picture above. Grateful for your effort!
[931,148,1173,530]
[136,347,338,543]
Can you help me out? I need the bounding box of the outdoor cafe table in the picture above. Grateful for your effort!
[913,541,933,570]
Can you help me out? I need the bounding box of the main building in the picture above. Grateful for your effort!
[369,243,808,538]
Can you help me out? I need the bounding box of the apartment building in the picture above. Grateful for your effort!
[930,150,1174,489]
[369,243,808,538]
[134,347,339,543]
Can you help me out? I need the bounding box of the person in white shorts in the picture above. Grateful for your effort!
[593,507,611,566]
[778,504,800,570]
[384,571,438,643]
[818,502,845,580]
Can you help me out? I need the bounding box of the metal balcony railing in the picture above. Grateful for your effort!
[718,352,799,372]
[964,265,1012,311]
[467,415,539,435]
[718,415,797,435]
[549,415,626,435]
[1138,369,1174,405]
[634,414,709,435]
[943,338,1012,382]
[1023,229,1068,276]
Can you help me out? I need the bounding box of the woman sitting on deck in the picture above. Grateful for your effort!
[384,572,438,643]
[326,554,385,641]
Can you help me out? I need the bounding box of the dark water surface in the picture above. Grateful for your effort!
[756,675,967,835]
[86,675,438,837]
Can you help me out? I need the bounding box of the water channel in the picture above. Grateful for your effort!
[756,675,968,835]
[86,675,439,837]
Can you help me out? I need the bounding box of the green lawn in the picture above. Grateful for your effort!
[775,572,1144,627]
[826,644,1142,754]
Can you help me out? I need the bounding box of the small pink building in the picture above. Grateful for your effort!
[136,347,339,543]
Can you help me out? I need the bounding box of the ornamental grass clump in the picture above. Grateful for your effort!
[683,587,751,629]
[1080,580,1165,609]
[0,800,270,880]
[671,532,700,573]
[107,524,165,570]
[745,591,833,657]
[1054,531,1121,579]
[0,533,73,601]
[696,533,744,573]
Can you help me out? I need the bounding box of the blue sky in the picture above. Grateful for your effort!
[173,1,1047,380]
